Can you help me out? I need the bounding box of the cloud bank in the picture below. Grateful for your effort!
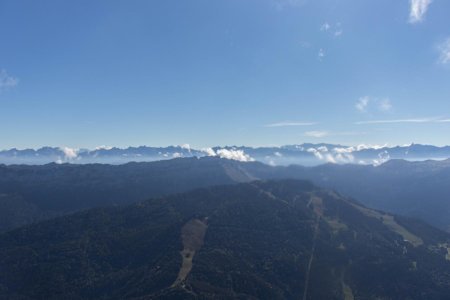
[61,147,79,159]
[203,148,254,162]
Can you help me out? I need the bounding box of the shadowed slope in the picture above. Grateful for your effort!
[0,180,449,299]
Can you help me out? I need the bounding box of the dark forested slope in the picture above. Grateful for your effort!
[1,180,449,299]
[2,157,450,232]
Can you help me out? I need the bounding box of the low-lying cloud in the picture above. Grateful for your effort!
[61,147,79,159]
[203,148,254,162]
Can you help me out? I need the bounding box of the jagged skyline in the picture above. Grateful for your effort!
[2,142,450,166]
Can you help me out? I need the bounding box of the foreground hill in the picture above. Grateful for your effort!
[262,159,450,231]
[0,157,253,232]
[0,180,449,299]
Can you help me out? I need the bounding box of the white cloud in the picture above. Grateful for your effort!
[334,30,343,37]
[320,23,330,31]
[333,147,354,154]
[373,151,390,166]
[438,38,450,65]
[201,147,254,162]
[267,159,276,166]
[179,144,191,151]
[297,144,396,165]
[356,96,393,113]
[60,147,79,160]
[273,0,306,10]
[299,41,311,48]
[355,96,370,112]
[356,144,388,151]
[307,148,322,159]
[355,117,444,124]
[320,22,343,38]
[172,152,183,158]
[0,69,19,92]
[95,145,113,150]
[216,149,254,162]
[202,147,217,156]
[304,131,328,138]
[307,148,337,163]
[324,154,337,163]
[306,146,359,164]
[265,121,316,127]
[317,146,328,152]
[409,0,432,23]
[318,48,325,61]
[333,144,388,154]
[378,98,392,112]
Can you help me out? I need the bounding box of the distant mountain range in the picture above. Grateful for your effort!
[1,180,449,299]
[2,143,450,165]
[2,157,450,233]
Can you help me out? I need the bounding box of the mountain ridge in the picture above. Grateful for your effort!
[2,156,450,233]
[2,143,450,166]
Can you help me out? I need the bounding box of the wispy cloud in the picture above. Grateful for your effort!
[409,0,432,23]
[0,69,19,92]
[320,23,330,31]
[355,96,392,113]
[334,29,343,37]
[273,0,307,10]
[355,96,370,112]
[318,48,325,61]
[355,117,448,125]
[378,98,393,112]
[265,121,316,127]
[304,130,366,138]
[320,22,343,38]
[304,130,328,138]
[299,41,311,48]
[438,38,450,65]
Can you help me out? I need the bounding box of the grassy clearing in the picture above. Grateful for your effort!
[342,281,354,300]
[438,243,450,261]
[348,201,423,247]
[172,218,208,287]
[326,218,348,233]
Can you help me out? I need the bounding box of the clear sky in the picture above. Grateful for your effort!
[1,0,449,149]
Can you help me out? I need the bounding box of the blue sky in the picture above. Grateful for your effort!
[1,0,449,149]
